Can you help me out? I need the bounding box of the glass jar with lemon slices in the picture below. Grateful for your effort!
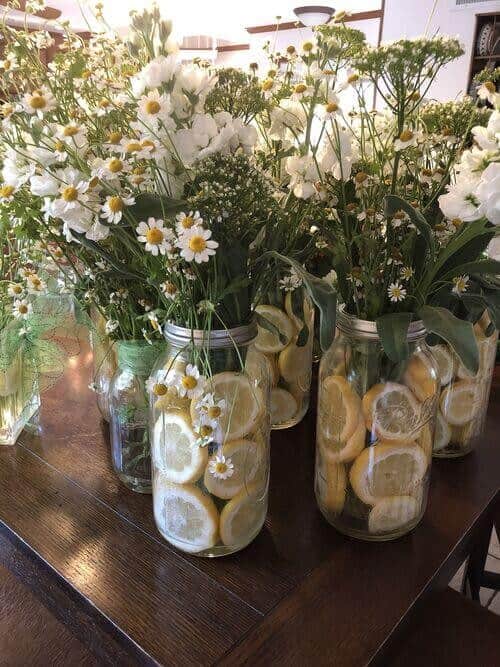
[315,309,439,541]
[431,313,498,458]
[89,308,117,422]
[253,290,315,429]
[149,322,270,557]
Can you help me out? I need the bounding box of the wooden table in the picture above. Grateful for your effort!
[0,346,499,666]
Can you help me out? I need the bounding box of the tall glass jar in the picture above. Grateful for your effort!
[89,308,117,421]
[149,322,270,557]
[432,314,498,458]
[109,340,164,493]
[315,308,438,541]
[0,342,40,446]
[254,288,314,429]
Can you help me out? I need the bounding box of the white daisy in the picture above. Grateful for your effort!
[394,129,421,152]
[0,183,16,202]
[12,298,32,319]
[452,275,469,295]
[146,368,178,396]
[104,319,119,334]
[176,226,218,264]
[51,168,90,217]
[208,454,234,480]
[118,137,154,160]
[291,83,313,101]
[160,281,178,300]
[136,217,174,256]
[100,193,135,224]
[322,93,342,118]
[7,283,24,298]
[391,210,410,228]
[137,89,173,126]
[387,282,407,302]
[175,210,203,235]
[26,274,47,294]
[22,87,56,117]
[198,392,226,428]
[176,364,206,399]
[400,267,414,281]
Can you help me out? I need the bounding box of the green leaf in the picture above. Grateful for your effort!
[376,312,413,362]
[263,251,336,351]
[296,323,309,347]
[384,195,435,255]
[440,259,500,282]
[131,193,186,221]
[419,305,479,374]
[255,313,288,345]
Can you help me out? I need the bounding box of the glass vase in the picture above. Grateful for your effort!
[254,289,314,429]
[432,315,498,458]
[149,322,270,557]
[89,308,117,421]
[109,340,164,493]
[0,345,40,446]
[315,308,438,541]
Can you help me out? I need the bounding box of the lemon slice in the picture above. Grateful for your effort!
[417,423,433,459]
[320,375,361,443]
[0,362,20,397]
[154,387,190,412]
[270,387,298,424]
[404,353,437,402]
[219,485,267,546]
[433,410,452,452]
[245,345,279,388]
[278,340,312,385]
[456,338,493,380]
[315,457,346,514]
[362,383,385,431]
[368,495,420,534]
[191,372,264,440]
[284,291,303,331]
[152,412,207,484]
[350,442,428,506]
[440,380,479,426]
[254,305,295,354]
[320,414,366,464]
[153,475,219,553]
[204,439,264,500]
[367,382,422,442]
[430,345,454,386]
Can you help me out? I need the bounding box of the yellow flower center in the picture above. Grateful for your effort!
[12,284,22,294]
[62,185,78,202]
[409,91,420,101]
[325,102,339,113]
[182,375,198,390]
[30,277,41,286]
[451,218,462,229]
[1,104,13,117]
[393,210,406,220]
[181,216,194,229]
[399,129,414,142]
[141,139,155,150]
[108,158,123,173]
[153,383,168,396]
[54,140,65,152]
[133,166,146,175]
[81,70,91,79]
[302,41,314,52]
[294,83,307,94]
[200,425,213,438]
[188,235,207,253]
[107,131,122,145]
[214,461,228,474]
[347,73,359,84]
[267,69,277,78]
[126,141,142,153]
[89,176,99,188]
[146,228,164,244]
[0,185,15,198]
[365,208,376,216]
[422,168,433,177]
[485,81,495,94]
[18,304,28,314]
[354,171,368,184]
[3,60,11,70]
[108,196,123,213]
[207,406,221,419]
[286,45,296,54]
[63,125,79,137]
[442,127,452,137]
[99,98,111,108]
[30,95,47,110]
[261,79,274,92]
[163,282,177,295]
[145,100,161,114]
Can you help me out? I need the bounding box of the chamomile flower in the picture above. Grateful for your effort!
[7,283,24,298]
[0,183,16,202]
[176,364,206,399]
[118,137,154,160]
[207,454,234,480]
[452,275,469,295]
[137,89,173,125]
[22,87,56,117]
[146,368,178,396]
[400,266,414,281]
[100,193,135,224]
[0,53,18,73]
[391,210,410,228]
[26,274,47,294]
[322,93,342,118]
[104,319,119,335]
[394,129,421,151]
[12,298,32,319]
[175,210,203,235]
[301,40,318,55]
[291,83,313,101]
[136,217,174,256]
[279,268,303,292]
[198,393,226,428]
[387,282,407,302]
[160,281,178,300]
[176,226,218,264]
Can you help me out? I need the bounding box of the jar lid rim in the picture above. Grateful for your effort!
[164,320,257,348]
[337,305,426,341]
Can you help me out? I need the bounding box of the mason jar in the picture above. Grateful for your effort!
[254,289,314,429]
[109,340,164,492]
[315,308,438,541]
[149,322,270,557]
[89,308,117,421]
[432,314,498,458]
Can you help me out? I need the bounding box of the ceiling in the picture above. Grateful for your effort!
[47,1,381,41]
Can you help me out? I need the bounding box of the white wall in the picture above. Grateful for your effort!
[381,0,500,100]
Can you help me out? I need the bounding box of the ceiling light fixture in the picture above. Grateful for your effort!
[293,5,335,27]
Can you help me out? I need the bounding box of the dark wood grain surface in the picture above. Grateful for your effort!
[0,341,498,666]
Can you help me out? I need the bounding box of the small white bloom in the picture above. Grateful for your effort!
[22,87,56,117]
[176,226,218,263]
[160,281,178,300]
[26,274,47,294]
[12,298,32,319]
[208,454,234,480]
[477,81,497,106]
[452,275,469,295]
[137,89,173,126]
[136,217,174,256]
[394,129,421,151]
[198,392,226,428]
[279,268,303,292]
[387,282,407,302]
[100,194,135,224]
[176,364,206,399]
[104,319,119,334]
[176,210,203,235]
[7,283,24,298]
[400,266,414,281]
[291,83,313,101]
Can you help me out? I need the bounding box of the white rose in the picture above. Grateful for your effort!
[486,235,500,261]
[438,172,482,222]
[191,113,218,147]
[476,162,500,225]
[30,173,59,197]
